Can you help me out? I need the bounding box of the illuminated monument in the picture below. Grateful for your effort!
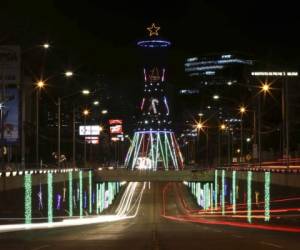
[125,23,184,170]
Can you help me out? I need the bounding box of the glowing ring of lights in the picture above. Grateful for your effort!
[137,39,171,48]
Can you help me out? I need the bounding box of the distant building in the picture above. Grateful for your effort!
[184,53,254,86]
[177,53,255,166]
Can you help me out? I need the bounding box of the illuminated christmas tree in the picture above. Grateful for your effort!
[125,23,184,170]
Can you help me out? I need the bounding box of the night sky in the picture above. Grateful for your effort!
[1,1,299,120]
[1,0,300,155]
[2,0,300,74]
[0,1,299,110]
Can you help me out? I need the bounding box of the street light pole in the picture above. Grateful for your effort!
[227,129,230,167]
[218,130,221,167]
[206,129,209,167]
[35,81,45,168]
[84,115,87,168]
[36,89,39,168]
[258,95,262,167]
[0,106,3,170]
[240,115,243,164]
[239,106,246,165]
[72,106,76,167]
[283,78,290,168]
[58,97,61,168]
[219,124,226,167]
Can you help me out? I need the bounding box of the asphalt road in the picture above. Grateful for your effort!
[0,182,299,250]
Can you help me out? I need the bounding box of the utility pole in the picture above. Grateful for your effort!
[58,97,61,168]
[206,129,209,167]
[84,115,87,168]
[227,129,230,167]
[21,87,26,169]
[217,130,221,167]
[258,95,262,167]
[35,90,39,168]
[240,115,243,164]
[284,78,290,168]
[72,106,76,167]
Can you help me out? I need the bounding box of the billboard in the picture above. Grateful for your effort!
[2,88,19,144]
[0,46,20,84]
[109,125,123,134]
[111,137,119,142]
[109,119,122,125]
[79,125,101,136]
[85,136,99,144]
[111,134,124,142]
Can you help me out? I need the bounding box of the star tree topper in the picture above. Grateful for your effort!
[147,23,160,37]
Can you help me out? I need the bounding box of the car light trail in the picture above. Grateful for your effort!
[0,182,145,233]
[163,182,300,233]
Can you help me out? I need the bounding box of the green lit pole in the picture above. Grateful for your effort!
[84,116,87,168]
[72,106,76,167]
[58,97,61,168]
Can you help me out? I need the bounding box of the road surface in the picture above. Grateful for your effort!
[0,182,299,250]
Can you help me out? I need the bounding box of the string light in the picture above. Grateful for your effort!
[137,40,171,48]
[96,183,99,214]
[214,170,218,210]
[221,170,225,215]
[125,131,183,170]
[68,172,73,217]
[89,170,92,214]
[37,183,43,210]
[232,171,236,214]
[265,172,271,222]
[84,191,87,209]
[147,23,160,36]
[56,194,62,210]
[48,173,53,223]
[247,171,252,223]
[79,171,83,218]
[24,174,32,224]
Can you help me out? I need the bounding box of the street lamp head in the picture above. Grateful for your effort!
[93,100,99,106]
[99,126,103,132]
[83,109,89,116]
[220,124,226,130]
[43,43,50,49]
[236,148,241,153]
[261,82,270,93]
[65,71,73,77]
[239,106,246,114]
[198,113,204,117]
[196,122,204,130]
[36,80,45,89]
[213,94,220,100]
[82,89,90,95]
[101,110,108,114]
